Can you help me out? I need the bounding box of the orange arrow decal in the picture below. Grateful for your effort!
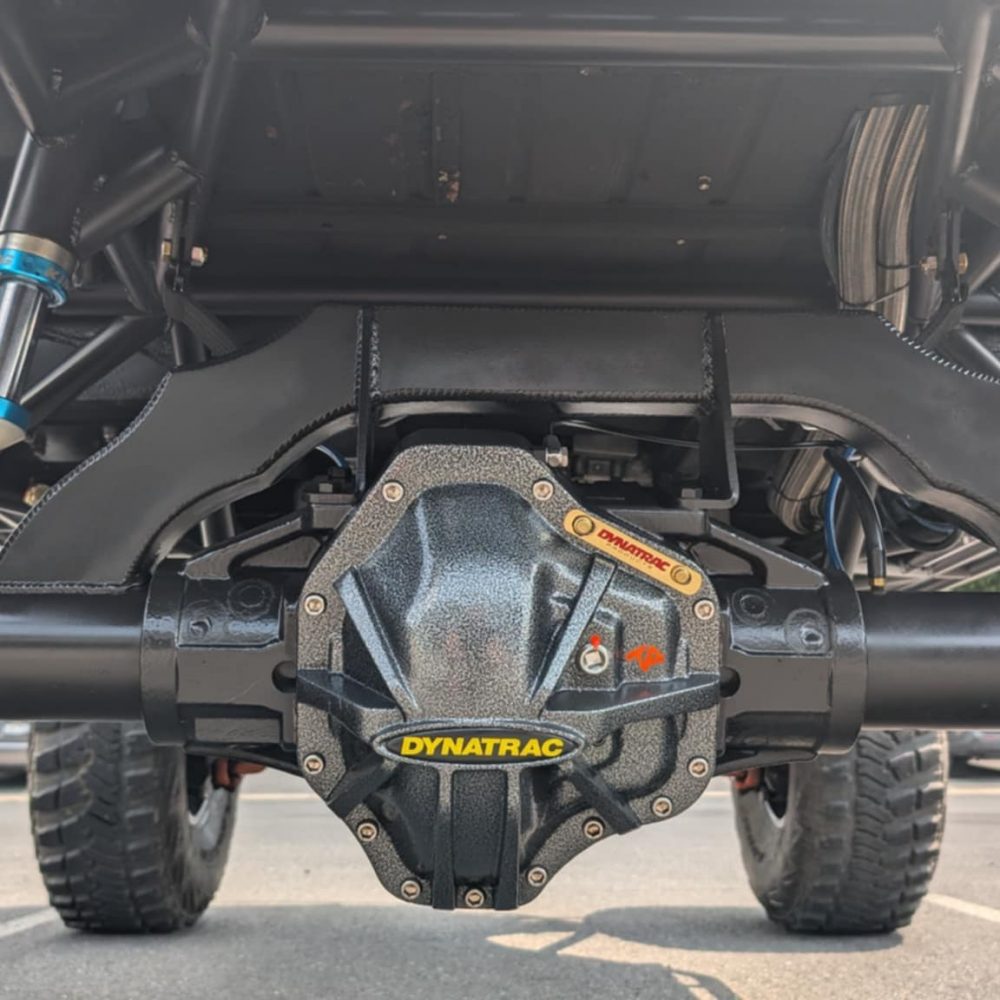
[625,644,666,673]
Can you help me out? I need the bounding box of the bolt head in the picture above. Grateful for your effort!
[22,483,48,506]
[526,866,548,887]
[693,599,716,622]
[670,564,693,586]
[400,879,421,900]
[382,480,405,503]
[697,175,712,192]
[687,756,711,779]
[356,821,379,843]
[583,818,605,840]
[464,887,486,908]
[303,753,325,775]
[190,245,208,267]
[532,479,554,501]
[572,515,595,536]
[578,643,610,675]
[303,593,326,616]
[651,796,673,818]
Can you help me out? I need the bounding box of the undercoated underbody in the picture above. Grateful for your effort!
[0,0,997,921]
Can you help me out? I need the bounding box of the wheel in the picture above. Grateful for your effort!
[731,730,947,934]
[28,721,239,933]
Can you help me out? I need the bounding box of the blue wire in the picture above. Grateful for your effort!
[824,446,856,572]
[315,444,348,469]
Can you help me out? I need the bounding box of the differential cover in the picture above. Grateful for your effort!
[296,441,720,909]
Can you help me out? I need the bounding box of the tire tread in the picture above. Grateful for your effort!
[28,721,235,934]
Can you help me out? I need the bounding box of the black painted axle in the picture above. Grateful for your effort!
[0,586,998,758]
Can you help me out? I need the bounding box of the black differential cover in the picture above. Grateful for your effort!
[296,442,720,909]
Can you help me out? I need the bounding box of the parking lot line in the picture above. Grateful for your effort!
[927,894,1000,924]
[242,792,315,802]
[0,910,56,941]
[2,787,1000,807]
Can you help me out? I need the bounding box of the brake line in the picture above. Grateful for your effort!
[824,447,888,592]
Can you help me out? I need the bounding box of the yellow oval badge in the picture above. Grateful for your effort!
[379,727,579,766]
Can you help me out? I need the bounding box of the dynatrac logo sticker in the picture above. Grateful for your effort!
[562,508,703,595]
[380,728,579,766]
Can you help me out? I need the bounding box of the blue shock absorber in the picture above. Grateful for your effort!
[0,233,74,449]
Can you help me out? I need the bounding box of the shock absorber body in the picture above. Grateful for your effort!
[0,129,101,447]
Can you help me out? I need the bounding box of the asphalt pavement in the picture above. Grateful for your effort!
[1,761,998,999]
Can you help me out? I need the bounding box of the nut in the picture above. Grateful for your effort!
[159,239,174,261]
[400,879,421,900]
[578,642,610,675]
[920,255,938,274]
[532,479,554,501]
[544,440,570,468]
[670,564,693,586]
[583,818,605,840]
[382,481,405,503]
[464,888,486,908]
[190,245,208,267]
[303,593,326,616]
[687,756,711,779]
[22,483,48,506]
[571,515,595,536]
[697,175,712,192]
[303,753,325,775]
[693,600,716,622]
[651,796,673,818]
[958,251,970,275]
[356,821,379,843]
[526,866,548,887]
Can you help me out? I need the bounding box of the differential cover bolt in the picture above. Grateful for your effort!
[693,599,716,622]
[303,753,325,775]
[687,756,711,779]
[382,480,405,503]
[464,888,486,908]
[583,818,605,840]
[670,564,693,586]
[303,593,326,616]
[651,796,674,818]
[356,821,379,843]
[532,479,554,501]
[400,879,422,900]
[526,866,548,887]
[572,514,595,536]
[578,643,610,675]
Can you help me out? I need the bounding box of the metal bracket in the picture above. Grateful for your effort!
[679,313,739,510]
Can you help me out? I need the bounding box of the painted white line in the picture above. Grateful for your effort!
[0,791,317,805]
[927,894,1000,925]
[242,792,316,802]
[3,787,999,806]
[0,909,56,941]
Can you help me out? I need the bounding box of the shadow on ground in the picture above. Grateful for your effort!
[0,901,900,1000]
[950,757,1000,779]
